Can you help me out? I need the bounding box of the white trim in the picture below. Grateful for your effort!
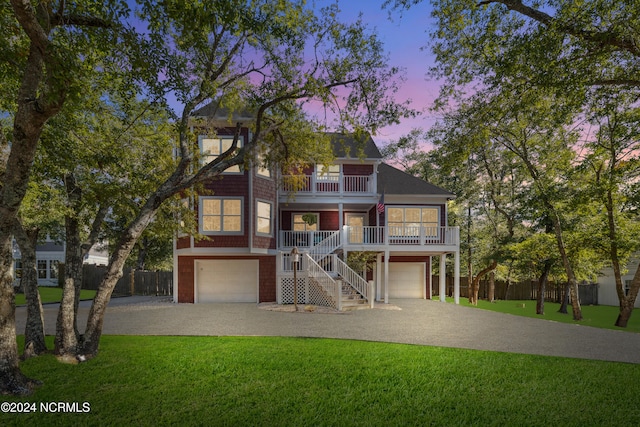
[198,196,244,235]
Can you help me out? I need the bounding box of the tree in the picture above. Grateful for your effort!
[0,0,127,395]
[579,87,640,327]
[73,0,412,360]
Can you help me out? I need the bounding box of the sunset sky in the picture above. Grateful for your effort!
[332,1,441,146]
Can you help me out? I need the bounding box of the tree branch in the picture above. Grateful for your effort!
[478,0,640,57]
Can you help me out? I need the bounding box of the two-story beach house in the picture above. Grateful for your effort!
[174,106,460,309]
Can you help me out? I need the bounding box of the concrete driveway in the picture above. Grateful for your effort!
[15,296,640,364]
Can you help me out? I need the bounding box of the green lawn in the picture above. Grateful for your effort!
[14,287,97,306]
[2,335,640,426]
[440,297,640,333]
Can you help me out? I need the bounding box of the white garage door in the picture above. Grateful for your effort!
[388,263,425,299]
[196,259,258,303]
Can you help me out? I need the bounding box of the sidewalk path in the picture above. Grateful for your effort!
[15,296,640,364]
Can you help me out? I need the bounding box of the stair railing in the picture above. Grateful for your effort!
[305,254,341,310]
[335,257,371,306]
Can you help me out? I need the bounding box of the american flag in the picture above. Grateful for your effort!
[377,193,385,214]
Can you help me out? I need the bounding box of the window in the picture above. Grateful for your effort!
[388,207,439,236]
[50,260,59,279]
[200,135,243,173]
[37,260,48,279]
[293,213,318,231]
[316,164,339,181]
[256,201,272,236]
[14,260,22,279]
[256,152,271,178]
[625,280,632,296]
[200,197,243,234]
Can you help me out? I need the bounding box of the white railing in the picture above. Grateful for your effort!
[306,254,341,310]
[280,230,335,248]
[343,226,459,246]
[308,230,342,261]
[280,174,375,194]
[282,226,459,249]
[278,252,309,272]
[335,257,370,306]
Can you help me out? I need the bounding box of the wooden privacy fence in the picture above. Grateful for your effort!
[432,276,598,305]
[82,264,173,297]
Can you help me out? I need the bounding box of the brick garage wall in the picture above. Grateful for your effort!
[177,256,195,303]
[177,255,277,303]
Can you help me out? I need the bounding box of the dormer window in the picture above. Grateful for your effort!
[199,135,243,173]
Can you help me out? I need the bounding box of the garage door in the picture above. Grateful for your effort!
[196,260,258,302]
[387,262,425,298]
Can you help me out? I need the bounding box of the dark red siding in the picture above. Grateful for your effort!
[343,164,373,175]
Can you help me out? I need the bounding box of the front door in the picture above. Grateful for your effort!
[346,213,366,244]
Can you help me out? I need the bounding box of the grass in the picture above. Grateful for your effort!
[2,335,640,426]
[14,287,97,306]
[444,297,640,333]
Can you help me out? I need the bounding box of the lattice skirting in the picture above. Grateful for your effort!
[278,276,337,309]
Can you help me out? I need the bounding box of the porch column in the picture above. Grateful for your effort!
[454,250,460,305]
[338,203,344,229]
[384,250,389,304]
[376,253,382,301]
[439,254,446,302]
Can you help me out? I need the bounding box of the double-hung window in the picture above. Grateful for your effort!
[256,200,272,236]
[200,197,243,234]
[199,135,243,173]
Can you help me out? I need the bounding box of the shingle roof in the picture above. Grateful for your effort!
[191,102,255,122]
[328,133,382,159]
[377,163,455,197]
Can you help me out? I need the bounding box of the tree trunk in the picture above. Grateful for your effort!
[615,263,640,328]
[488,271,495,302]
[0,41,60,394]
[536,260,552,315]
[54,216,83,359]
[0,239,41,394]
[55,174,85,359]
[136,236,149,271]
[469,260,497,305]
[558,282,570,314]
[12,221,47,358]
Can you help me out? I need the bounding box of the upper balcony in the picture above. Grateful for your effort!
[280,174,377,196]
[279,226,460,252]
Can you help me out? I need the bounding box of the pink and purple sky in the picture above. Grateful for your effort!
[331,1,441,146]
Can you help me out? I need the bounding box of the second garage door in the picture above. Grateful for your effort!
[387,262,426,299]
[196,259,258,303]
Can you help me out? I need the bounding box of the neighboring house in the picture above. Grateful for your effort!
[597,255,640,308]
[12,239,109,287]
[174,106,461,308]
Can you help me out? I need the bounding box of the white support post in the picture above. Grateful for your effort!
[439,254,446,302]
[454,250,460,305]
[368,280,375,308]
[376,253,382,301]
[384,250,389,304]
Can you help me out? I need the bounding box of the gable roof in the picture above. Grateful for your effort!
[377,163,455,198]
[328,133,382,159]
